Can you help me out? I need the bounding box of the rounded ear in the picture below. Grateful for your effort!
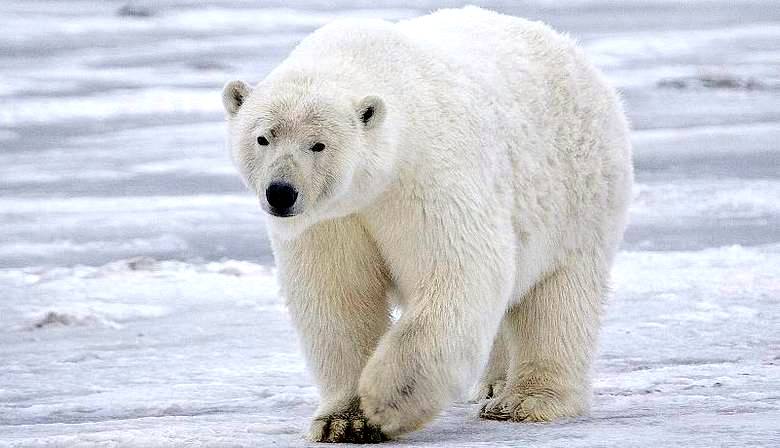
[222,80,251,117]
[356,95,385,129]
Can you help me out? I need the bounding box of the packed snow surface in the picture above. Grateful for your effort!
[1,1,778,446]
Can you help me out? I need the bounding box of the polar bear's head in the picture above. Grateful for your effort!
[222,77,396,238]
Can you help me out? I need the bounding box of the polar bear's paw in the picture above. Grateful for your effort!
[479,381,582,422]
[309,399,388,443]
[358,377,429,437]
[358,355,441,437]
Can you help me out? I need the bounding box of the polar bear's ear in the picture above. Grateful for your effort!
[356,95,385,129]
[222,80,252,117]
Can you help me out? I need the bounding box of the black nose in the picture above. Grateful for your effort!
[265,181,298,215]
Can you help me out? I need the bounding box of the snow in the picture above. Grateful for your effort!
[1,0,778,446]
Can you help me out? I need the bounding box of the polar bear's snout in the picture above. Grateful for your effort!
[265,181,299,217]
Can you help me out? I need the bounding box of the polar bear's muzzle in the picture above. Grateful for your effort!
[265,181,299,218]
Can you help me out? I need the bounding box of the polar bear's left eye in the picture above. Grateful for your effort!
[310,142,325,152]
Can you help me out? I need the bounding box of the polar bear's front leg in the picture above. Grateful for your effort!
[357,262,512,436]
[308,397,388,443]
[274,218,391,443]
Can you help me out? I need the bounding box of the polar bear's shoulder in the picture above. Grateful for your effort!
[287,17,407,63]
[288,7,568,66]
[399,6,570,53]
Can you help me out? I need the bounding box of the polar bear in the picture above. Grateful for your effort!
[222,6,632,443]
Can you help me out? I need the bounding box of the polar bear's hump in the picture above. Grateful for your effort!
[286,7,579,97]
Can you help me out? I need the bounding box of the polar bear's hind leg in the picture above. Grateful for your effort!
[480,256,607,422]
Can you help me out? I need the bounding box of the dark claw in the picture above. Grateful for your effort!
[479,404,510,421]
[317,417,386,443]
[485,384,495,399]
[313,398,389,443]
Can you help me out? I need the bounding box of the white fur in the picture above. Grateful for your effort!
[222,6,632,442]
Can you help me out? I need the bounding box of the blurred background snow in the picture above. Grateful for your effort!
[0,1,778,446]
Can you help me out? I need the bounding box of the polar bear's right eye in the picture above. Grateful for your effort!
[361,106,374,124]
[257,136,269,146]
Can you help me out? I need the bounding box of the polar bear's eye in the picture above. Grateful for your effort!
[310,142,325,152]
[257,135,269,146]
[361,106,374,124]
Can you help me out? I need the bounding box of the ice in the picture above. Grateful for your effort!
[1,0,778,446]
[0,88,221,126]
[2,245,776,446]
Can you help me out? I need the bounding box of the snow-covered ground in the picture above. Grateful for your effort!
[1,1,778,446]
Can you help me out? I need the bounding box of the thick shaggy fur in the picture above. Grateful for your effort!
[222,6,632,443]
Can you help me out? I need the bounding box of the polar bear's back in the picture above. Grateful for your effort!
[283,7,585,103]
[396,7,577,91]
[402,7,633,270]
[396,8,627,161]
[398,6,524,61]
